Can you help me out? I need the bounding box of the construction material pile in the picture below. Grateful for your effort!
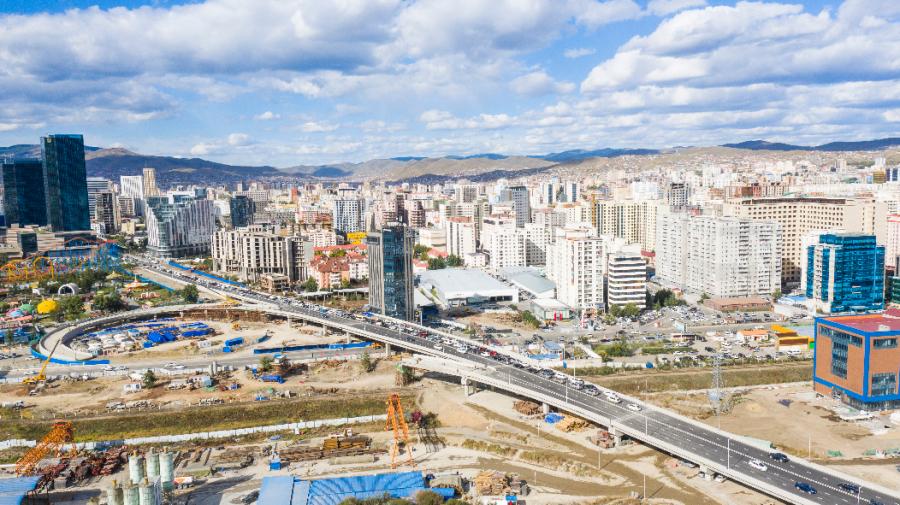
[514,400,541,416]
[279,434,383,463]
[555,415,591,432]
[472,470,507,495]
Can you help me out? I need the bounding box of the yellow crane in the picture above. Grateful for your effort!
[24,339,61,386]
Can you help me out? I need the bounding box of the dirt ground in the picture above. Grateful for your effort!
[647,383,900,487]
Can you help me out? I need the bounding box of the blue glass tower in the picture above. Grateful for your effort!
[1,159,47,226]
[230,195,255,228]
[367,222,415,321]
[805,233,884,313]
[42,134,90,231]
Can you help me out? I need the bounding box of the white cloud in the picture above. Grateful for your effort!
[255,111,280,120]
[646,0,707,17]
[299,121,339,133]
[190,143,215,156]
[0,123,18,132]
[510,71,575,96]
[227,133,252,146]
[563,47,596,58]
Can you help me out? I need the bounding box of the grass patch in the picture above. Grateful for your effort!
[582,363,812,395]
[0,394,410,442]
[459,439,517,457]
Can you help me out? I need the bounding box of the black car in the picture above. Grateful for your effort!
[241,490,259,504]
[769,452,789,463]
[794,482,816,495]
[869,499,883,505]
[838,483,860,494]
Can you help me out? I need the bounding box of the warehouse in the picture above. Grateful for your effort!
[419,268,518,308]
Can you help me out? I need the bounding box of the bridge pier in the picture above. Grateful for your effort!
[383,342,392,357]
[461,376,476,396]
[542,403,550,415]
[698,464,711,479]
[609,427,623,447]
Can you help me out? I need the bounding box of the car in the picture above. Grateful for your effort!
[606,394,622,404]
[868,499,883,505]
[433,344,443,351]
[769,452,789,463]
[241,490,259,504]
[747,459,767,471]
[626,403,642,412]
[838,483,860,494]
[794,482,816,495]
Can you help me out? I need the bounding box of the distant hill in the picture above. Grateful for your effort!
[537,147,661,162]
[723,137,900,151]
[85,149,281,186]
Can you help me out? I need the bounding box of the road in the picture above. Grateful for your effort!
[49,257,899,505]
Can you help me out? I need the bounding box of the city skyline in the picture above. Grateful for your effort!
[1,0,898,166]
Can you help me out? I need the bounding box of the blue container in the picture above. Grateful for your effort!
[222,346,232,353]
[224,337,244,347]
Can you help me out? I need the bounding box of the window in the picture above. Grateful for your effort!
[874,338,898,349]
[871,373,898,397]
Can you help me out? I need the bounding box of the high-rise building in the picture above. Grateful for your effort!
[120,175,144,199]
[367,223,415,321]
[211,226,309,283]
[455,184,478,203]
[142,167,159,197]
[593,199,659,252]
[332,198,365,234]
[509,186,530,228]
[118,196,136,218]
[665,182,690,208]
[86,177,111,216]
[803,233,884,314]
[546,228,605,312]
[230,195,256,228]
[42,134,90,231]
[1,159,47,226]
[481,223,526,270]
[94,191,120,235]
[886,214,900,270]
[407,201,426,229]
[606,243,647,310]
[145,195,217,257]
[656,214,781,298]
[446,217,477,259]
[522,223,551,266]
[724,197,875,287]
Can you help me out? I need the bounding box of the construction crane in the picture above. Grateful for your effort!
[16,421,76,476]
[385,393,414,469]
[23,339,61,386]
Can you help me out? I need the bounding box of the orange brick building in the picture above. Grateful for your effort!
[813,310,900,410]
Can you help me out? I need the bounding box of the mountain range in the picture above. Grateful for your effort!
[1,137,898,186]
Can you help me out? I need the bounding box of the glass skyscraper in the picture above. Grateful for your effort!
[804,233,884,313]
[1,159,47,226]
[367,222,415,321]
[230,195,255,228]
[42,134,90,231]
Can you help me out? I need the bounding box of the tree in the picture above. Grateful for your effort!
[700,292,710,302]
[445,500,472,505]
[59,296,84,320]
[301,277,319,292]
[446,254,464,267]
[620,302,640,318]
[772,288,783,301]
[520,310,541,329]
[259,356,274,372]
[414,491,444,505]
[93,289,126,312]
[329,249,347,258]
[340,278,351,289]
[359,351,376,372]
[413,244,430,260]
[427,257,446,270]
[181,284,199,303]
[142,370,157,389]
[4,329,13,347]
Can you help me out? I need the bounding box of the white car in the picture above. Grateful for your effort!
[606,394,622,404]
[433,344,444,351]
[748,459,767,471]
[626,403,642,412]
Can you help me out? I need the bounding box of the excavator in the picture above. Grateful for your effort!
[23,339,61,387]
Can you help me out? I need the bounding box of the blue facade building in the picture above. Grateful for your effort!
[367,222,415,321]
[804,233,884,314]
[42,134,90,231]
[1,159,47,226]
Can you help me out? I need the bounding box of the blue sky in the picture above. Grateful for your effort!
[0,0,896,167]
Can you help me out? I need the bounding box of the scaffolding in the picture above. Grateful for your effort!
[385,393,414,469]
[16,421,76,476]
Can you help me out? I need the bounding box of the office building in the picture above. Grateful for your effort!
[230,195,256,228]
[522,222,551,266]
[803,233,884,314]
[142,167,159,196]
[1,159,47,226]
[93,191,120,235]
[886,214,900,269]
[145,195,217,257]
[813,312,900,410]
[118,196,136,218]
[724,197,875,287]
[407,201,426,229]
[455,184,478,203]
[655,214,781,298]
[509,186,530,228]
[547,228,605,312]
[42,134,90,231]
[86,177,111,216]
[607,243,647,310]
[211,226,309,283]
[333,198,365,234]
[593,199,658,251]
[445,217,477,259]
[665,182,689,208]
[367,223,415,321]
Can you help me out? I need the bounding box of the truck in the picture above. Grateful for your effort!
[260,374,285,384]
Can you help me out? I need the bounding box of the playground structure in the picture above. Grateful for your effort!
[16,421,76,476]
[385,393,414,469]
[0,238,121,284]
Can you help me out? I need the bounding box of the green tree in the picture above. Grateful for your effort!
[700,292,710,302]
[620,302,640,318]
[180,284,200,303]
[413,244,430,260]
[340,278,351,289]
[446,254,464,267]
[414,490,444,505]
[359,351,376,372]
[445,499,472,505]
[93,289,126,312]
[772,288,783,301]
[329,249,347,258]
[142,370,157,389]
[59,296,84,320]
[301,277,319,292]
[4,329,13,347]
[427,257,446,270]
[520,310,541,329]
[259,356,274,372]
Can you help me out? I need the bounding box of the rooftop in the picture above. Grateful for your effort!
[820,309,900,334]
[420,268,514,297]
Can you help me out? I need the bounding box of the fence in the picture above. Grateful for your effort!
[0,414,388,451]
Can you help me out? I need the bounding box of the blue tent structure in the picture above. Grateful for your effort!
[0,476,41,505]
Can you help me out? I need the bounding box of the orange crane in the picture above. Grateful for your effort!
[385,393,414,468]
[16,421,76,476]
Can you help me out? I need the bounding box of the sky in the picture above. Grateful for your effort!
[0,0,898,167]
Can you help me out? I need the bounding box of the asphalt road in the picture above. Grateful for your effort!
[111,259,899,505]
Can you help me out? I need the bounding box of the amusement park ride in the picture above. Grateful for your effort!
[0,238,121,284]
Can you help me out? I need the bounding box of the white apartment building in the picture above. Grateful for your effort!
[120,175,144,200]
[606,242,647,310]
[656,213,781,298]
[145,196,217,258]
[481,223,526,270]
[886,214,900,269]
[445,217,478,259]
[594,199,659,252]
[724,197,874,286]
[547,228,605,312]
[522,223,551,266]
[211,226,309,283]
[332,198,365,234]
[416,227,447,250]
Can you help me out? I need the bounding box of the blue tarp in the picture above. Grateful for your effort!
[182,329,212,337]
[0,476,41,505]
[254,342,372,354]
[544,413,564,424]
[430,487,456,499]
[224,337,244,347]
[542,341,562,352]
[526,353,559,360]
